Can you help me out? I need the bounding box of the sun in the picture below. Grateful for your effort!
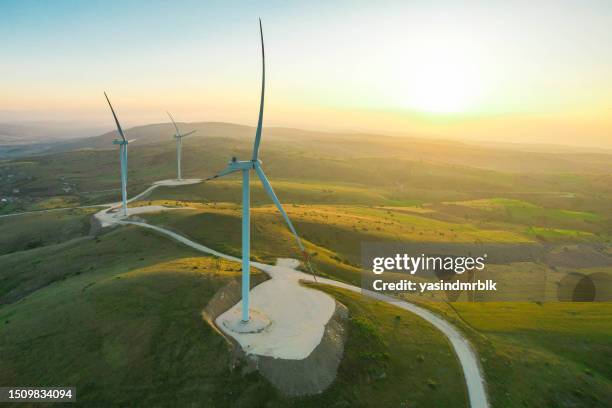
[398,35,485,114]
[408,64,480,113]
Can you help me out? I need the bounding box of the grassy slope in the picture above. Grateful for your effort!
[0,208,96,256]
[147,179,398,206]
[0,227,268,407]
[137,204,363,285]
[436,198,610,239]
[0,226,465,407]
[302,284,468,408]
[137,198,538,286]
[420,301,612,408]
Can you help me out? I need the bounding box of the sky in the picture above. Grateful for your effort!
[1,0,611,148]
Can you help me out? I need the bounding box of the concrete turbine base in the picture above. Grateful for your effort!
[220,308,271,334]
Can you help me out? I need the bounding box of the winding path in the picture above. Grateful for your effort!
[0,179,201,219]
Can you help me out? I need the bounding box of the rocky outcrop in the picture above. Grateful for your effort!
[256,300,349,396]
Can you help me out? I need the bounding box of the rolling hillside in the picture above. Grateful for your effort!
[1,123,611,218]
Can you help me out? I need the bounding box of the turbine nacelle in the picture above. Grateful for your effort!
[227,158,261,170]
[213,158,260,179]
[173,130,196,139]
[112,139,134,145]
[168,111,195,140]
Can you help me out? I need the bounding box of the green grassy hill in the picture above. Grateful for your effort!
[0,227,466,407]
[426,301,612,407]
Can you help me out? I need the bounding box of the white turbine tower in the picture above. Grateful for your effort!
[208,19,315,328]
[167,111,196,181]
[104,92,135,216]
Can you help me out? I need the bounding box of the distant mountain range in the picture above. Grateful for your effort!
[0,121,394,159]
[1,121,611,175]
[0,121,107,144]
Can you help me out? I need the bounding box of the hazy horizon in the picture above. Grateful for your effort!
[2,0,611,148]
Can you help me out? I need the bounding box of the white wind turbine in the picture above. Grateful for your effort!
[104,92,136,216]
[167,111,196,181]
[207,19,315,325]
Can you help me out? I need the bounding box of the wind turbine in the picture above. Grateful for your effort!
[208,19,314,324]
[104,92,135,216]
[167,112,196,181]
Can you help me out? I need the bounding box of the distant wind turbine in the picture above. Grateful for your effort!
[104,92,136,216]
[167,112,196,181]
[207,19,314,324]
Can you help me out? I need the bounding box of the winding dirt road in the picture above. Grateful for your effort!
[120,217,490,408]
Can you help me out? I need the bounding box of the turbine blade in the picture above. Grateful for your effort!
[256,166,317,280]
[205,166,239,181]
[127,139,137,143]
[104,92,126,141]
[182,130,196,138]
[251,18,265,161]
[167,111,181,135]
[255,166,303,251]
